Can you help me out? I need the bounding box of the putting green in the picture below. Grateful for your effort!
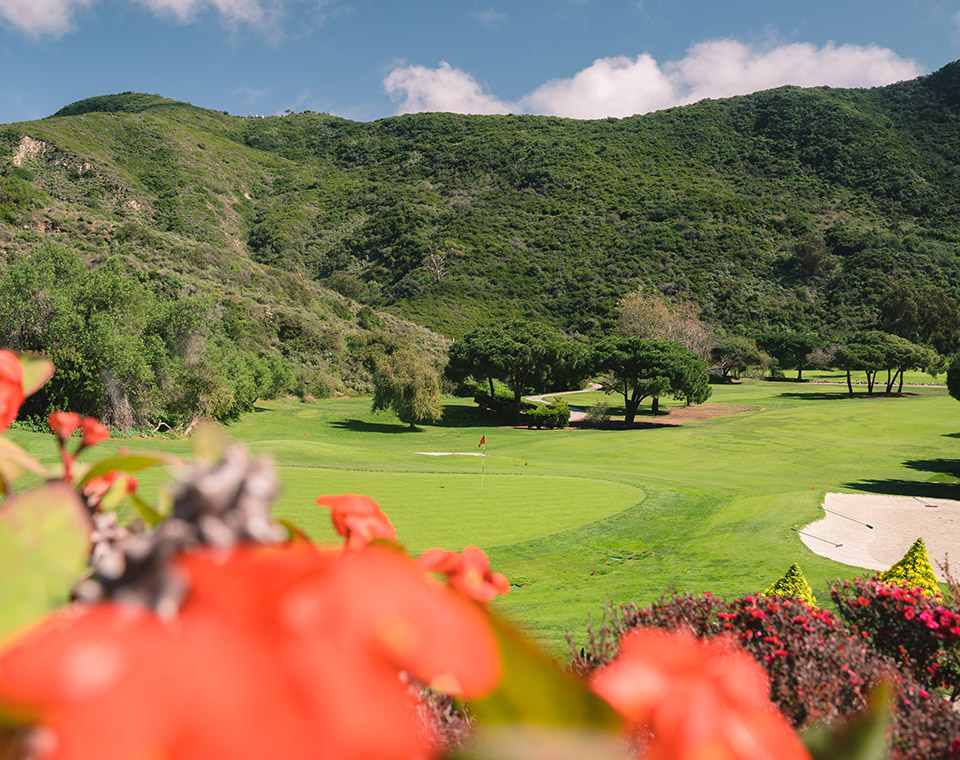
[272,468,644,555]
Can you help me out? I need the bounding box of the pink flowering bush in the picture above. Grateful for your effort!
[833,577,960,697]
[571,591,960,759]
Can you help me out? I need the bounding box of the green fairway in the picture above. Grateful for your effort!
[9,380,959,653]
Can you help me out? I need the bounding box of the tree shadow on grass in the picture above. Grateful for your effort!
[436,404,493,428]
[777,391,918,401]
[844,479,960,500]
[903,459,960,478]
[329,419,422,434]
[945,432,960,439]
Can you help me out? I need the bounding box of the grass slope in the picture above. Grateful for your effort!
[9,381,959,652]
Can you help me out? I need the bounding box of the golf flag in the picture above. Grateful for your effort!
[479,435,486,490]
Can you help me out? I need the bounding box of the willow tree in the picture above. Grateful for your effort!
[370,345,442,430]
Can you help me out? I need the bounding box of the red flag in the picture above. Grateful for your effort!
[478,435,485,447]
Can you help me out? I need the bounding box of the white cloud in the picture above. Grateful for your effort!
[135,0,267,25]
[384,61,514,115]
[521,53,675,118]
[385,40,923,119]
[473,8,506,28]
[0,0,94,37]
[0,0,305,36]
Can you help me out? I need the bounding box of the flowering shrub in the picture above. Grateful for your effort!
[764,563,817,606]
[833,577,960,696]
[879,538,941,596]
[571,591,960,759]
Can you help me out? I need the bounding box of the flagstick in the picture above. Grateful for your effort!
[481,440,486,490]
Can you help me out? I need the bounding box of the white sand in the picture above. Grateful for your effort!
[800,493,960,581]
[417,452,485,457]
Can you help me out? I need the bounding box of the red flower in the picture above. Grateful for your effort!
[0,543,501,760]
[48,411,81,442]
[82,471,137,508]
[416,545,509,603]
[0,350,24,433]
[79,417,109,448]
[591,628,810,760]
[316,493,397,550]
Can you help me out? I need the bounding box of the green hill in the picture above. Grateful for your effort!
[2,64,960,418]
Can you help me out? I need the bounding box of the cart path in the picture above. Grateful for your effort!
[525,383,603,421]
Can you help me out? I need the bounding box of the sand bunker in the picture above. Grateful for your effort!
[418,452,484,457]
[800,492,960,581]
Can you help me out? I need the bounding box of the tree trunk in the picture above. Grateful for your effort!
[651,396,660,414]
[623,386,635,425]
[488,377,495,398]
[796,356,804,382]
[846,369,853,396]
[866,371,875,394]
[897,368,905,393]
[885,368,893,395]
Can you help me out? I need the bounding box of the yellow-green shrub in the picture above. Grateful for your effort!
[764,563,817,606]
[878,538,940,595]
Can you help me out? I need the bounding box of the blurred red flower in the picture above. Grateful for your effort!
[48,411,81,442]
[79,417,109,448]
[416,545,509,604]
[0,350,24,433]
[0,543,501,760]
[591,628,810,760]
[316,493,397,550]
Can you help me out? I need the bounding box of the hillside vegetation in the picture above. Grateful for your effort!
[3,63,960,419]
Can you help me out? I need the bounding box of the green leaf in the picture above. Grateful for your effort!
[0,439,45,494]
[277,517,312,543]
[78,452,182,487]
[469,613,620,730]
[16,354,54,398]
[801,684,891,760]
[0,484,90,646]
[129,491,164,527]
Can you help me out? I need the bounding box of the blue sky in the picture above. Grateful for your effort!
[1,0,959,125]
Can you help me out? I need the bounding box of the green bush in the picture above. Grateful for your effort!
[764,563,817,606]
[878,538,941,595]
[524,398,570,429]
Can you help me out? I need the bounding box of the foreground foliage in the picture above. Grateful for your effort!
[0,349,926,759]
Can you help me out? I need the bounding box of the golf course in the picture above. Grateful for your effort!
[9,376,958,652]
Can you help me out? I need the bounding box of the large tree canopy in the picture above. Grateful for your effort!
[592,337,711,424]
[836,331,939,395]
[446,320,582,418]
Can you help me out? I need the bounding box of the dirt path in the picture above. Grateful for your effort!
[525,383,602,421]
[800,493,960,581]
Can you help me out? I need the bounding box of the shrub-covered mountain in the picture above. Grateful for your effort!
[3,62,960,420]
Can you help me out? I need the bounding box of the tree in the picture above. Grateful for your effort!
[370,344,443,429]
[758,331,822,381]
[946,354,960,404]
[616,286,712,359]
[446,320,579,419]
[592,337,711,424]
[709,336,762,379]
[834,339,884,395]
[879,279,960,354]
[836,331,939,395]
